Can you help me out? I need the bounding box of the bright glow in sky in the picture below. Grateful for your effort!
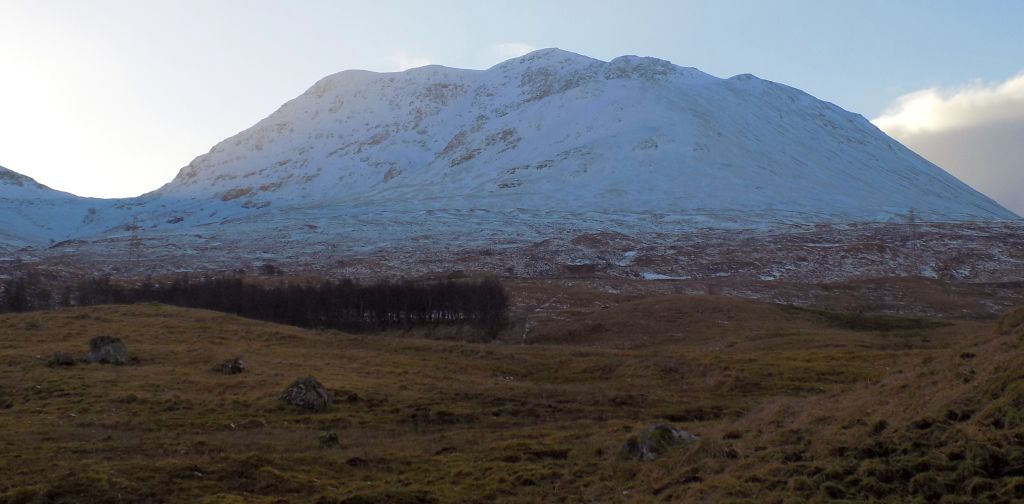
[1,0,1022,208]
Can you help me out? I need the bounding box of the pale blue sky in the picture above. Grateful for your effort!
[1,0,1022,205]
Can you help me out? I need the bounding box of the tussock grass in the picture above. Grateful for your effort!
[0,295,1019,502]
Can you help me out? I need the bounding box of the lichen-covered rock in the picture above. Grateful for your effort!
[214,357,246,375]
[87,336,130,365]
[47,352,76,367]
[280,376,332,412]
[620,424,698,461]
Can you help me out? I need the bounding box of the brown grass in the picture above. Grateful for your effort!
[0,292,1021,503]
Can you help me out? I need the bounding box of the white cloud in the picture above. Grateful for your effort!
[491,42,536,61]
[874,73,1024,135]
[391,51,432,71]
[872,73,1024,217]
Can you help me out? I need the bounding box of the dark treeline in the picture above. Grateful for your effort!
[0,274,509,336]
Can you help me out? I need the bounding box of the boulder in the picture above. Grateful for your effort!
[87,336,130,365]
[47,352,76,367]
[214,357,246,375]
[280,376,332,411]
[620,424,698,461]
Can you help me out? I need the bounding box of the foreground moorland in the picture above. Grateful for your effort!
[2,289,1024,503]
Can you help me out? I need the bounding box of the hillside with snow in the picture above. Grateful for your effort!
[0,49,1017,270]
[146,48,1013,227]
[0,166,129,249]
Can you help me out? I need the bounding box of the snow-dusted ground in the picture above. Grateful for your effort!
[21,217,1024,287]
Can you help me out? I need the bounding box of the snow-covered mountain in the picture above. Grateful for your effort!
[147,48,1014,225]
[0,49,1017,256]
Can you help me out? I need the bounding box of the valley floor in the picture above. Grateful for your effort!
[2,283,1024,503]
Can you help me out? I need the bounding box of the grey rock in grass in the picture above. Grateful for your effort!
[280,376,332,412]
[87,336,130,365]
[214,357,246,375]
[620,424,698,461]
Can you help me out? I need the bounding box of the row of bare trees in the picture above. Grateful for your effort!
[1,274,509,336]
[0,273,53,313]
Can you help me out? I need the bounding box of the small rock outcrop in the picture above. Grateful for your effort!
[47,352,76,367]
[620,424,698,461]
[319,431,341,448]
[86,336,130,365]
[280,376,332,411]
[214,357,246,375]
